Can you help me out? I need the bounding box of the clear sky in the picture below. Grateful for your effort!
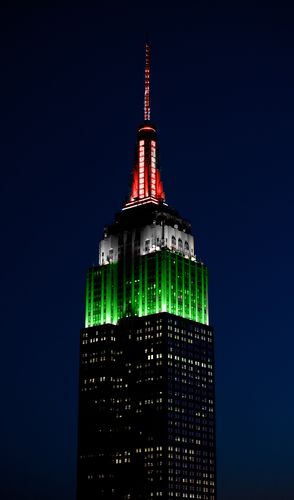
[1,3,294,500]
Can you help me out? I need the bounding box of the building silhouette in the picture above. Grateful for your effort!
[77,44,216,500]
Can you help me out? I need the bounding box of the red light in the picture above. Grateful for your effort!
[138,126,156,132]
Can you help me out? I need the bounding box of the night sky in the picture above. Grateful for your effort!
[1,4,294,499]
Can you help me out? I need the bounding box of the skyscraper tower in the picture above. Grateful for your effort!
[77,44,216,500]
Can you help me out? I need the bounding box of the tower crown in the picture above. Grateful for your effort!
[124,43,165,209]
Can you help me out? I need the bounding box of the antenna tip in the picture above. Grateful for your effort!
[144,40,151,122]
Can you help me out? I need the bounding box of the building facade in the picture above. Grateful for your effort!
[77,44,216,500]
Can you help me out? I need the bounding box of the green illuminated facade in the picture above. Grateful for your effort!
[85,249,208,327]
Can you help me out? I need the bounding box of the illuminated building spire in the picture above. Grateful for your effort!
[78,41,215,500]
[144,42,151,121]
[124,43,165,209]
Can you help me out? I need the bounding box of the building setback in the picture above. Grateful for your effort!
[77,44,216,500]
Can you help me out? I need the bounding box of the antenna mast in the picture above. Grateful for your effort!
[144,43,151,121]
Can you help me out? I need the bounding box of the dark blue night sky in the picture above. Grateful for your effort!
[1,4,294,499]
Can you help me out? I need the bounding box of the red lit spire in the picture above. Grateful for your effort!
[124,44,165,210]
[144,43,151,121]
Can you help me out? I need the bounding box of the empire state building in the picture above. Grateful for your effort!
[77,44,217,500]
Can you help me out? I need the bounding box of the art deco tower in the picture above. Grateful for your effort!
[77,44,216,500]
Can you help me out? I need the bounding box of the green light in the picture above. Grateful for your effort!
[85,249,209,327]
